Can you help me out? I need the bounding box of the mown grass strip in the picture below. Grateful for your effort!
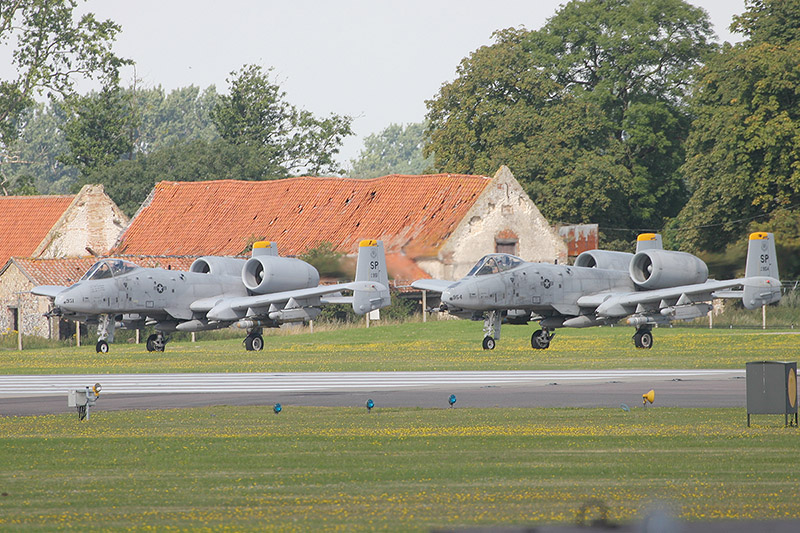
[2,321,799,374]
[1,406,798,531]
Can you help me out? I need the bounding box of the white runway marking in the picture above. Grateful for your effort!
[0,370,744,396]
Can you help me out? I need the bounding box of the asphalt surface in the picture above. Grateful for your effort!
[0,369,748,416]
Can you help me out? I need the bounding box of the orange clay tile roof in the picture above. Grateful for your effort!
[114,175,492,258]
[385,253,432,285]
[0,195,75,268]
[11,256,200,286]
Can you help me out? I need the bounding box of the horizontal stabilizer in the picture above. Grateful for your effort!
[322,296,354,305]
[31,285,67,298]
[411,279,455,292]
[742,276,782,309]
[712,290,743,299]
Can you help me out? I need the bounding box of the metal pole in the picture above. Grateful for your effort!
[762,304,766,330]
[191,332,196,343]
[136,329,140,344]
[76,321,81,347]
[17,307,22,351]
[309,320,314,334]
[422,290,427,323]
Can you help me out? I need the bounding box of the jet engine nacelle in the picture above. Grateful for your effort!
[242,256,320,294]
[629,250,708,290]
[574,250,634,272]
[190,256,247,277]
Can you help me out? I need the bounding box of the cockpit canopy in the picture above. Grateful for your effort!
[466,254,524,276]
[80,259,139,281]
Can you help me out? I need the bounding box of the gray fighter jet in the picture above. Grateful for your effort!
[33,239,390,353]
[412,232,781,350]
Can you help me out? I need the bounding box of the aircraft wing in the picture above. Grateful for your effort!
[31,285,68,298]
[411,279,456,292]
[579,278,777,318]
[201,281,388,321]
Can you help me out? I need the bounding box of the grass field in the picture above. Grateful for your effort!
[1,407,798,531]
[2,321,799,530]
[1,320,799,374]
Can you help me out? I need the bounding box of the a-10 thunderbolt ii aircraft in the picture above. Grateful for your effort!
[412,232,781,350]
[32,239,390,353]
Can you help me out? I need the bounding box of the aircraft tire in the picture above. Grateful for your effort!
[632,331,642,348]
[146,334,157,352]
[531,330,551,350]
[639,330,653,349]
[244,335,256,351]
[251,335,264,351]
[96,340,109,353]
[482,336,496,350]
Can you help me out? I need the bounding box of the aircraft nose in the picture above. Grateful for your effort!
[54,287,76,310]
[442,282,467,307]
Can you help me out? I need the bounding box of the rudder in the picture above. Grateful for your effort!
[353,239,391,314]
[743,232,781,308]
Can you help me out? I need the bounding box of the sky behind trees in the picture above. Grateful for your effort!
[0,0,745,168]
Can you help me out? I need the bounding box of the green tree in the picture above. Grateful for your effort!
[0,100,78,194]
[0,0,129,178]
[212,65,353,176]
[299,242,346,278]
[84,139,277,216]
[425,0,714,242]
[59,85,138,174]
[674,0,800,253]
[349,122,433,178]
[730,0,800,46]
[133,85,219,153]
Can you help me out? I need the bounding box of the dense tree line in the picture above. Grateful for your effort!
[423,0,800,268]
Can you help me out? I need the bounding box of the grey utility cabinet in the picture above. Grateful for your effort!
[746,361,798,427]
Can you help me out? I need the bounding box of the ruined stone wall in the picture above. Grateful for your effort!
[422,166,567,280]
[38,185,128,259]
[0,264,55,338]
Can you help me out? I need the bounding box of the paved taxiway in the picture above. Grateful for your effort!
[0,369,747,416]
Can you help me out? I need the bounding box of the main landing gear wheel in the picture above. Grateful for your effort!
[633,329,654,349]
[531,329,553,350]
[146,333,166,352]
[482,336,496,350]
[245,334,264,351]
[95,340,109,353]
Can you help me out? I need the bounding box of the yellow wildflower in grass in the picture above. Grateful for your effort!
[1,406,798,530]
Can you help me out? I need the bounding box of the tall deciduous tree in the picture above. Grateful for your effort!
[0,100,77,195]
[674,0,800,252]
[212,65,353,176]
[59,85,137,174]
[0,0,129,163]
[425,0,714,243]
[349,122,433,178]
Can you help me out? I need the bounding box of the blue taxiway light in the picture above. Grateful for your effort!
[448,394,457,407]
[273,403,282,414]
[366,399,374,412]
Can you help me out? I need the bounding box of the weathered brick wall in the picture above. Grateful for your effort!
[0,264,55,338]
